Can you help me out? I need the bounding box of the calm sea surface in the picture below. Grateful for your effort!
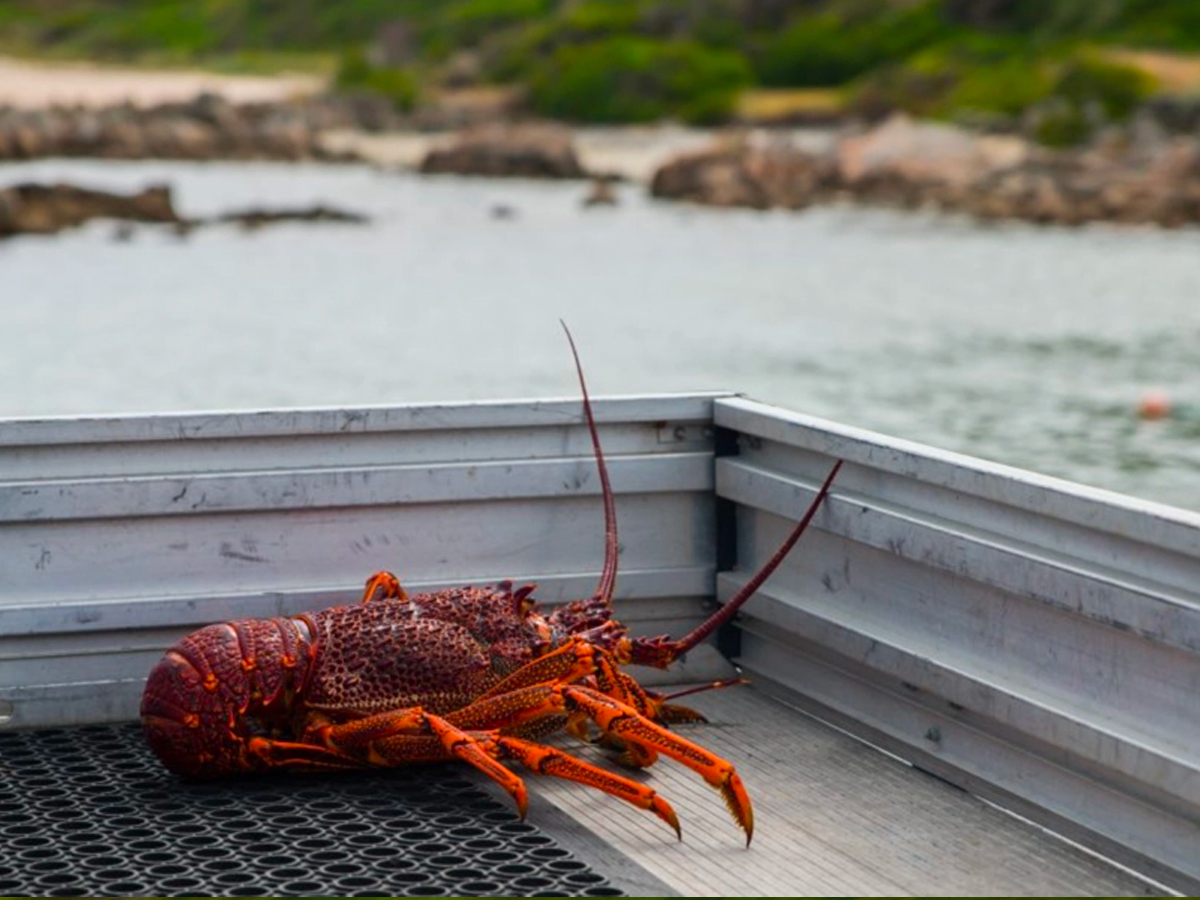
[4,159,1200,510]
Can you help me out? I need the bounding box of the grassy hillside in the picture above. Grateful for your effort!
[0,0,1195,135]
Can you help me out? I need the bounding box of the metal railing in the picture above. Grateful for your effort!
[0,394,725,729]
[2,392,1197,890]
[714,396,1200,894]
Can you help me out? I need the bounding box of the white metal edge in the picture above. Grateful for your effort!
[1,452,714,522]
[716,457,1200,653]
[0,393,732,446]
[714,396,1200,554]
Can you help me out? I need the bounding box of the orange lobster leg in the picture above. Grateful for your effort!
[475,637,599,701]
[314,707,681,835]
[562,684,754,844]
[424,716,530,817]
[243,736,366,771]
[371,727,682,836]
[467,641,692,768]
[312,708,530,815]
[496,735,680,838]
[446,681,753,843]
[360,570,407,604]
[475,638,681,727]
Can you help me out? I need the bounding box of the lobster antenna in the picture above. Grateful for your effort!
[669,458,842,657]
[561,321,619,603]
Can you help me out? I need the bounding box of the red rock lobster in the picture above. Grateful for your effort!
[141,327,841,845]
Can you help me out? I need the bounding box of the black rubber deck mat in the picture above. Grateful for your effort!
[0,722,625,898]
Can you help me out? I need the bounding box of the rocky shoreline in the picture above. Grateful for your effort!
[3,83,1200,229]
[414,116,1200,228]
[0,92,378,162]
[649,115,1200,228]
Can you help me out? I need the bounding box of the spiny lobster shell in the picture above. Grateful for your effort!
[141,324,841,844]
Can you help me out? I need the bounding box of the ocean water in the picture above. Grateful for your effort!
[3,158,1200,509]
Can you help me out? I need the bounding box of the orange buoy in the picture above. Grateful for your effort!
[1138,389,1172,421]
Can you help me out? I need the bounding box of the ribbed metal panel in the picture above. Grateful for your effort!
[0,394,727,730]
[2,391,1194,895]
[713,396,1200,894]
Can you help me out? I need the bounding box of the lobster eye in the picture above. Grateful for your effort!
[526,614,553,650]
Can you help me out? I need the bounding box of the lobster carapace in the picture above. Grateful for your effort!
[141,326,841,845]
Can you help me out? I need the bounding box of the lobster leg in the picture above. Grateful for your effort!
[311,708,681,836]
[445,681,754,843]
[495,735,680,838]
[458,639,704,768]
[475,636,600,702]
[473,637,659,721]
[562,684,753,843]
[360,570,406,604]
[242,736,368,771]
[309,708,530,813]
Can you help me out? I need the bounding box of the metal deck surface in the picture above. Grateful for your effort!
[0,696,1173,898]
[0,723,649,898]
[517,686,1168,897]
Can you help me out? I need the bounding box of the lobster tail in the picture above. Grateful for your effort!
[141,618,314,777]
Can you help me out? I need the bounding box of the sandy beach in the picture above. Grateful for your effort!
[0,55,324,109]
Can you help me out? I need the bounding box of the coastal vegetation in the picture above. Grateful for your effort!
[0,1,1196,140]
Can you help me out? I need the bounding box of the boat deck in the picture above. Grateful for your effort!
[0,683,1161,898]
[4,393,1198,894]
[516,683,1163,897]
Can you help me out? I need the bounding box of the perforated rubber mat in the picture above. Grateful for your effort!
[0,722,625,898]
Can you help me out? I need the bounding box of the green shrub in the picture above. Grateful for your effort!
[848,35,1160,131]
[106,2,218,56]
[440,0,553,47]
[1003,0,1126,38]
[529,37,751,124]
[849,37,1048,119]
[943,0,1200,51]
[1108,0,1200,50]
[480,20,556,82]
[689,0,747,50]
[754,1,949,87]
[561,1,643,36]
[1023,54,1156,146]
[335,50,419,112]
[946,57,1054,116]
[30,0,221,58]
[1052,54,1157,120]
[1030,101,1091,146]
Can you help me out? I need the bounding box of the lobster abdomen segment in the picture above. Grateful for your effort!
[140,617,313,777]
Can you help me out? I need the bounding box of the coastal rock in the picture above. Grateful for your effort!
[216,205,371,229]
[0,97,355,163]
[419,124,586,178]
[649,137,837,209]
[0,181,371,238]
[583,177,618,207]
[960,139,1200,227]
[836,113,1028,207]
[648,115,1200,228]
[143,117,221,158]
[0,183,180,237]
